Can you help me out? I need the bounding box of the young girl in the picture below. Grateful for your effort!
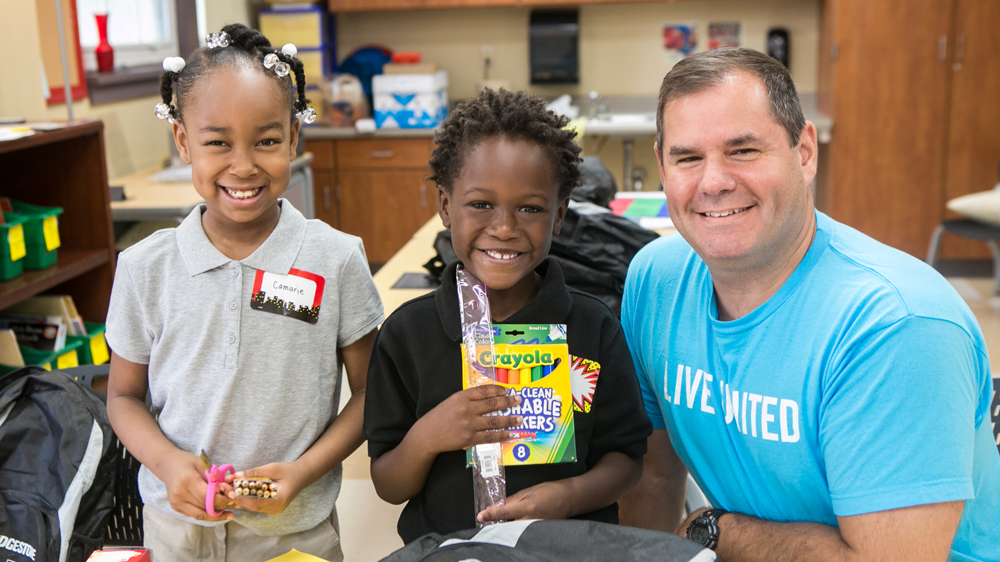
[364,89,652,543]
[106,24,383,561]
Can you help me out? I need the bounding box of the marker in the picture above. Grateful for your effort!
[508,368,520,385]
[495,368,508,384]
[531,365,543,382]
[521,368,533,383]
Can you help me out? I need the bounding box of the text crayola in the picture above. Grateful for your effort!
[478,349,554,369]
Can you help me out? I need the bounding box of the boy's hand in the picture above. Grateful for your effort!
[227,462,308,515]
[414,385,523,455]
[476,480,572,523]
[161,451,235,522]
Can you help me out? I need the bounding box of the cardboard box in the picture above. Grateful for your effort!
[382,63,439,75]
[372,71,448,129]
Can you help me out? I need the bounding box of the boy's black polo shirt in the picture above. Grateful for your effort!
[365,259,652,544]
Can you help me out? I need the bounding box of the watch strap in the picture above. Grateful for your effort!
[686,508,728,551]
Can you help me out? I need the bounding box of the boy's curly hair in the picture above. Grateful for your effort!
[428,89,582,201]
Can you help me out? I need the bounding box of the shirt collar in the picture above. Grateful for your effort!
[175,199,307,276]
[436,258,573,342]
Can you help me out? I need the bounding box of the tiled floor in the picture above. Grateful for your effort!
[335,276,1000,562]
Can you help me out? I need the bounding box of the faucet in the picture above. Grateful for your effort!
[588,91,609,118]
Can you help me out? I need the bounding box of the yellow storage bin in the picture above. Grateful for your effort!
[259,8,326,48]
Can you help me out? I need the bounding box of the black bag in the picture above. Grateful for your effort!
[423,203,659,316]
[0,367,118,562]
[571,156,618,208]
[380,519,715,562]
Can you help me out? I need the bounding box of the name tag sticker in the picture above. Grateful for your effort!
[251,268,325,324]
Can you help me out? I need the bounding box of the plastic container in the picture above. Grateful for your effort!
[0,212,27,281]
[19,339,82,371]
[10,200,63,270]
[66,322,109,365]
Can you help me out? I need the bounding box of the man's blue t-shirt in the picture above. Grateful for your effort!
[621,211,999,561]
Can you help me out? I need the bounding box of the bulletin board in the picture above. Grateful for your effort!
[36,0,88,105]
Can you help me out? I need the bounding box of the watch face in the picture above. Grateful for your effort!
[690,525,709,544]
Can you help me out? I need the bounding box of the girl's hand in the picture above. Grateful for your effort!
[161,451,235,522]
[414,385,523,455]
[226,462,308,515]
[476,480,572,523]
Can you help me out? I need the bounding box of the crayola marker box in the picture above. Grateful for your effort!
[463,324,576,466]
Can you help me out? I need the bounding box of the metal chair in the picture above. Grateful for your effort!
[926,219,1000,294]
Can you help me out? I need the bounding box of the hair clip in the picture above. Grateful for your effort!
[298,107,317,124]
[154,102,176,124]
[206,30,230,49]
[162,56,185,73]
[263,52,291,78]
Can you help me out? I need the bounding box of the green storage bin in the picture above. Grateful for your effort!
[0,213,28,281]
[10,200,63,270]
[19,339,82,371]
[66,322,109,365]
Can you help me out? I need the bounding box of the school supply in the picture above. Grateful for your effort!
[86,549,151,562]
[4,294,87,336]
[462,324,575,466]
[456,266,506,525]
[609,191,673,230]
[233,477,279,500]
[0,314,66,351]
[199,450,235,517]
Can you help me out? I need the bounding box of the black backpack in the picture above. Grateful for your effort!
[423,203,659,317]
[0,367,118,562]
[380,519,715,562]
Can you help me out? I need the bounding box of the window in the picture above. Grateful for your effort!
[76,0,178,70]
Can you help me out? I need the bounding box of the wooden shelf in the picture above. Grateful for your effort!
[0,121,115,322]
[0,249,111,311]
[0,120,102,156]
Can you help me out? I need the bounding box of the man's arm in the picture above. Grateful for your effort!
[680,501,963,562]
[618,429,688,532]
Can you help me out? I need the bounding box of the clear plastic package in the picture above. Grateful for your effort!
[456,265,507,525]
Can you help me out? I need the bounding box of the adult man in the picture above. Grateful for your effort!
[619,48,999,562]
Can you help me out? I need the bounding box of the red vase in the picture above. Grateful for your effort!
[95,14,114,73]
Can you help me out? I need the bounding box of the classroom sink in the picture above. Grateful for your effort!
[585,113,656,137]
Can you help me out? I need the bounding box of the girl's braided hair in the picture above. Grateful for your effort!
[428,88,582,200]
[158,23,309,123]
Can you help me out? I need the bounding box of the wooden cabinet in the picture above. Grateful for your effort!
[305,137,437,264]
[820,0,1000,259]
[328,0,739,13]
[305,140,340,229]
[0,121,115,322]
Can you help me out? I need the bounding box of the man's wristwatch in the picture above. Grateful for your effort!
[686,508,728,550]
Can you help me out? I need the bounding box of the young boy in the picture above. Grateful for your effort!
[364,89,652,543]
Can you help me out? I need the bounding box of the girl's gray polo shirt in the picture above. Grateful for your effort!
[106,200,383,536]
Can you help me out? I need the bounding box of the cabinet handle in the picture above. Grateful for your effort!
[420,183,427,209]
[830,43,838,61]
[956,34,965,61]
[371,150,395,159]
[938,35,947,62]
[323,185,331,211]
[335,184,341,202]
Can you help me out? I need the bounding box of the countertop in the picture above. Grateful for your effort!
[304,93,832,143]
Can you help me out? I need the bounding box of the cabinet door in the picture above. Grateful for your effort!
[940,0,1000,259]
[339,170,438,263]
[313,171,339,229]
[826,0,954,257]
